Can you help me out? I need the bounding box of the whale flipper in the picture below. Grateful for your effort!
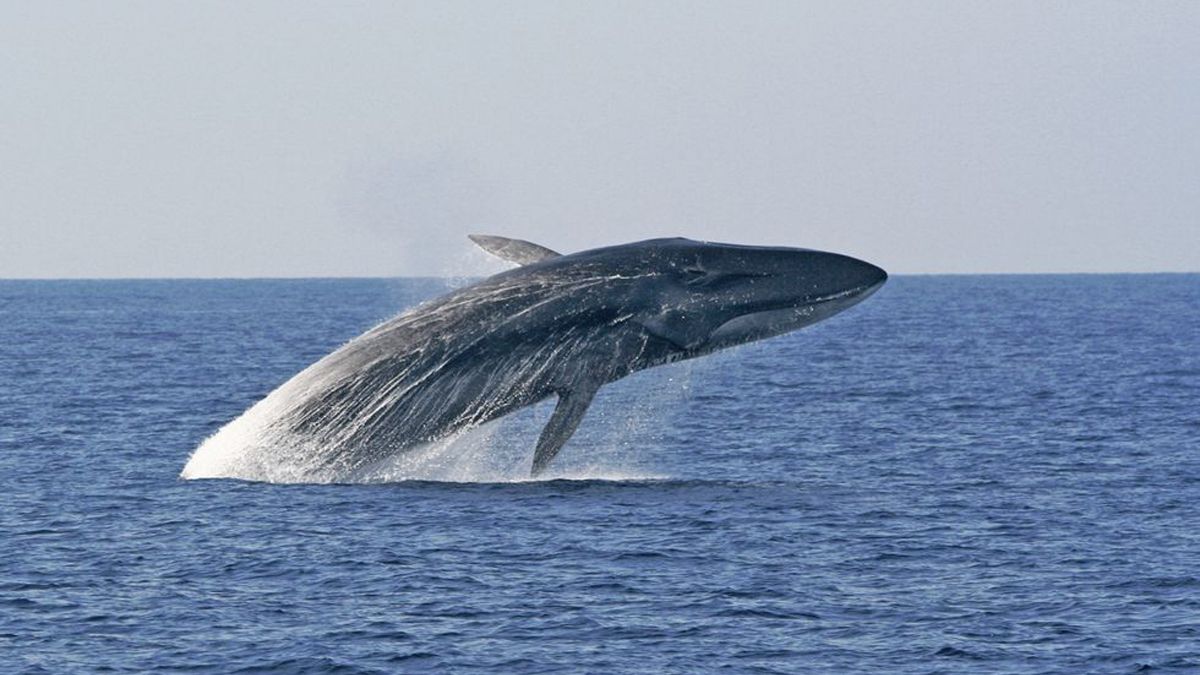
[531,386,597,476]
[469,234,561,266]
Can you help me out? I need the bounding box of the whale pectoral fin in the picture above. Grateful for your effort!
[531,386,597,477]
[469,234,561,266]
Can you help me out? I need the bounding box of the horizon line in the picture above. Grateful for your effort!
[1,270,1198,282]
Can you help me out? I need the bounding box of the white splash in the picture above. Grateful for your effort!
[181,406,668,484]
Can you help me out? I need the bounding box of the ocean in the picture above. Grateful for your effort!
[1,275,1197,673]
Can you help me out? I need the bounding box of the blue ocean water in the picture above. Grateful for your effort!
[1,275,1198,673]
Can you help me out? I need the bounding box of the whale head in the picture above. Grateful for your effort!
[591,238,887,354]
[469,234,886,358]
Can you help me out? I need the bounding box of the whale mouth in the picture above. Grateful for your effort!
[706,280,886,348]
[778,278,887,317]
[833,278,887,304]
[802,281,883,306]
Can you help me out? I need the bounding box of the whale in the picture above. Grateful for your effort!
[181,235,887,481]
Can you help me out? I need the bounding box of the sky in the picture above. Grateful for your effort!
[2,1,1197,278]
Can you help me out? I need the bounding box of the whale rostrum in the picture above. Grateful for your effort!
[181,235,887,480]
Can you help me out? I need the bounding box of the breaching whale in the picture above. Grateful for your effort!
[181,236,886,481]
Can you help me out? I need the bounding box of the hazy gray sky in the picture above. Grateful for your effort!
[3,1,1197,277]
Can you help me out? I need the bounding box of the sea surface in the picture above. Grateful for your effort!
[2,275,1198,673]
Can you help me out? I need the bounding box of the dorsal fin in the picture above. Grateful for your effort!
[468,234,561,266]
